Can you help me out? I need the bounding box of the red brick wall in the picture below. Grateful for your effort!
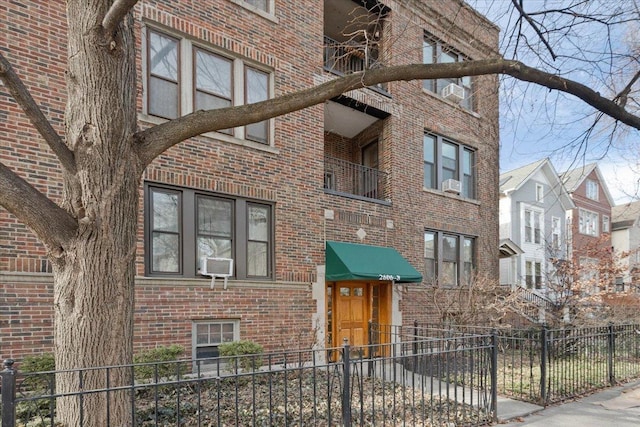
[1,275,315,361]
[569,169,613,261]
[1,0,500,359]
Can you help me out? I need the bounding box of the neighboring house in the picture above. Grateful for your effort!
[1,0,500,362]
[499,159,575,295]
[612,201,640,291]
[560,163,615,290]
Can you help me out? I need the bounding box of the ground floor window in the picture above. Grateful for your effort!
[525,260,542,289]
[192,320,240,364]
[424,230,476,286]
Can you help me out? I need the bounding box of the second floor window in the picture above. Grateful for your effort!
[579,208,599,236]
[146,184,273,279]
[603,215,610,233]
[423,35,473,110]
[145,27,273,145]
[524,208,543,244]
[551,216,561,251]
[424,230,475,287]
[423,133,476,199]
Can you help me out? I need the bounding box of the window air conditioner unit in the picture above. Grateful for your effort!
[442,179,461,194]
[441,83,465,102]
[200,257,234,290]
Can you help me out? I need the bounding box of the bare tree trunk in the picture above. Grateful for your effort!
[53,2,140,425]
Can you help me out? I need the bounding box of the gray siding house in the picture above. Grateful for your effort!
[499,159,575,295]
[612,201,640,290]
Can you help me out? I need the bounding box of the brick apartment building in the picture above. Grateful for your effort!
[0,0,500,362]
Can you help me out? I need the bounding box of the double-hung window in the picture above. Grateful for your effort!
[146,184,273,279]
[145,27,273,145]
[586,179,599,200]
[424,230,475,286]
[423,35,473,110]
[525,260,542,289]
[551,216,561,251]
[524,208,543,244]
[423,133,476,199]
[578,208,599,236]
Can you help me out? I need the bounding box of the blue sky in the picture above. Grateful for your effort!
[469,0,640,204]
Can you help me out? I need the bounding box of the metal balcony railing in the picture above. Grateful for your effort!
[323,35,380,75]
[324,156,388,201]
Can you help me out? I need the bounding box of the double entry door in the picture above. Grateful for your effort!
[327,281,391,358]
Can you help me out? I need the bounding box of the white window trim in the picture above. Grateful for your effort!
[551,216,561,250]
[602,215,610,233]
[586,179,599,201]
[522,205,544,245]
[535,183,544,203]
[578,208,599,237]
[228,0,278,22]
[524,258,544,290]
[140,25,277,152]
[192,319,241,366]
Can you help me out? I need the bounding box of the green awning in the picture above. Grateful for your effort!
[325,241,423,283]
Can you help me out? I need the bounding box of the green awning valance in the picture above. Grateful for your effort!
[325,241,423,283]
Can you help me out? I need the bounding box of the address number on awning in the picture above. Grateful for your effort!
[379,274,401,281]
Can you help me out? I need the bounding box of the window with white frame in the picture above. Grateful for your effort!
[243,0,272,13]
[602,215,610,233]
[525,260,542,289]
[423,34,473,110]
[578,208,599,236]
[579,257,600,294]
[145,27,273,144]
[535,184,544,202]
[586,179,599,201]
[145,183,273,279]
[551,216,561,251]
[423,133,476,199]
[193,320,239,364]
[524,208,543,244]
[424,230,475,286]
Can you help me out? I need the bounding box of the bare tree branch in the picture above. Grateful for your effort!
[135,58,640,167]
[102,0,139,37]
[0,161,77,253]
[614,70,640,108]
[510,0,558,60]
[0,52,76,174]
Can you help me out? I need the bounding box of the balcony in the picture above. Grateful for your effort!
[323,35,379,75]
[324,156,389,202]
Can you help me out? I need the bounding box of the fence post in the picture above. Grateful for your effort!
[367,320,373,377]
[413,320,418,355]
[1,359,17,427]
[342,338,351,427]
[540,326,547,405]
[491,330,498,423]
[608,324,615,385]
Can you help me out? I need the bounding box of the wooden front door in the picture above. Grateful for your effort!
[335,283,369,349]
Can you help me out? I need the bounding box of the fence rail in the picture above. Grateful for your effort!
[324,156,389,202]
[3,323,640,426]
[395,322,640,406]
[1,336,495,427]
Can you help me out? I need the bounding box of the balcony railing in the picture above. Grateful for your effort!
[323,35,380,75]
[324,156,388,202]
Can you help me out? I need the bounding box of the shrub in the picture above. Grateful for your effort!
[15,354,56,425]
[133,345,186,381]
[219,341,264,372]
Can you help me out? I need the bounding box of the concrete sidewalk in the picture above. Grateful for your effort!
[497,379,640,426]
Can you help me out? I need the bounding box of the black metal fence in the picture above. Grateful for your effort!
[1,335,496,427]
[396,322,640,406]
[4,323,638,426]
